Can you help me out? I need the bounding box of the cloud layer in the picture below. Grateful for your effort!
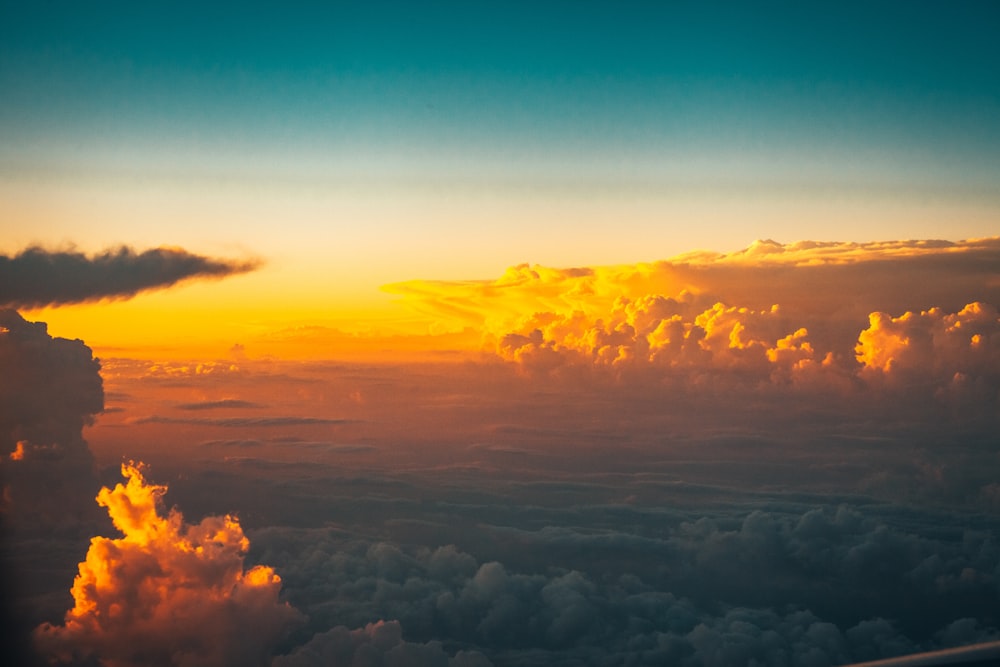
[382,238,1000,418]
[0,246,259,308]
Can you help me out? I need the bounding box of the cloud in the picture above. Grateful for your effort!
[131,415,354,427]
[272,620,494,667]
[0,309,109,665]
[493,295,844,386]
[383,238,1000,342]
[857,302,1000,380]
[34,462,303,667]
[176,399,265,410]
[378,239,1000,414]
[0,309,103,525]
[0,245,260,308]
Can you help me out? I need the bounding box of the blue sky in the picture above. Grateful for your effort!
[2,1,998,280]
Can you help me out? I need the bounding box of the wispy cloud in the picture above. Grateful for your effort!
[176,399,264,411]
[131,415,354,427]
[0,245,260,308]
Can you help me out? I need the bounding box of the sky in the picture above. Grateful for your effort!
[2,2,1000,666]
[3,1,1000,352]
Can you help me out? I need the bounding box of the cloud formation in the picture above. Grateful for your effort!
[0,245,260,308]
[273,619,493,667]
[0,308,108,664]
[380,238,1000,415]
[0,308,103,523]
[248,499,1000,667]
[35,462,302,667]
[384,238,1000,341]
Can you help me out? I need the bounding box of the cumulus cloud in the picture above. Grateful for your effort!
[0,245,260,308]
[0,309,108,665]
[249,500,1000,667]
[35,462,303,667]
[383,238,1000,340]
[379,239,1000,411]
[0,309,103,523]
[273,619,493,667]
[857,302,1000,381]
[494,294,844,386]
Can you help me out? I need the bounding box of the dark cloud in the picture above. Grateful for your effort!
[0,245,260,308]
[273,620,493,667]
[246,495,1000,667]
[0,309,103,522]
[0,309,107,663]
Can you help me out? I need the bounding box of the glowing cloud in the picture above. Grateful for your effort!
[379,238,999,399]
[856,302,1000,404]
[34,462,302,667]
[0,245,260,308]
[383,238,1000,339]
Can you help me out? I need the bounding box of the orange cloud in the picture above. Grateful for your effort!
[383,238,1000,346]
[34,462,301,667]
[378,238,1000,393]
[494,294,836,387]
[856,302,1000,384]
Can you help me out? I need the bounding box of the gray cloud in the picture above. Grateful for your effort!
[0,245,260,308]
[0,309,107,664]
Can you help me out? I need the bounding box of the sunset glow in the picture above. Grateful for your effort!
[3,3,1000,666]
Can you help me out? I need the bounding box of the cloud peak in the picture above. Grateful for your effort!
[0,245,261,308]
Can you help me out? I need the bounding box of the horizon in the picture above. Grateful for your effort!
[2,2,999,666]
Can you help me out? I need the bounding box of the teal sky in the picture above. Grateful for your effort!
[2,1,999,280]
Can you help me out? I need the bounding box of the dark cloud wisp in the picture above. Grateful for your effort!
[0,245,260,308]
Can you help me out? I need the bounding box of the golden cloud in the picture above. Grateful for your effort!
[35,462,302,667]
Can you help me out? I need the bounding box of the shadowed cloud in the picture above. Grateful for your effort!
[0,245,261,308]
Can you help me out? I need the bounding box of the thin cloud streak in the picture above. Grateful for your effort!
[0,245,261,308]
[176,399,265,411]
[131,415,355,428]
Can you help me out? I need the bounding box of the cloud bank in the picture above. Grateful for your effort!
[35,462,302,667]
[0,308,103,523]
[382,238,1000,417]
[0,246,260,308]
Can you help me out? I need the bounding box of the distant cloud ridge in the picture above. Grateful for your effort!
[0,245,260,308]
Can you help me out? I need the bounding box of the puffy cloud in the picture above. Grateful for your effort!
[857,302,1000,378]
[383,238,1000,340]
[382,238,1000,396]
[272,620,493,667]
[494,294,840,386]
[0,309,103,455]
[242,488,1000,667]
[0,309,107,665]
[0,309,103,525]
[856,302,1000,412]
[35,462,303,667]
[0,245,260,308]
